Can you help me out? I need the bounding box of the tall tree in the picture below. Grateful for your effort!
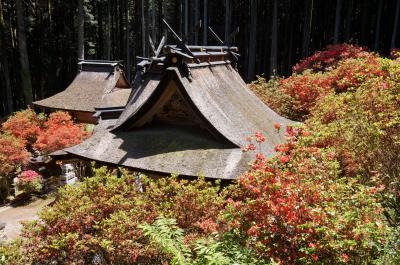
[184,0,188,39]
[203,0,208,45]
[77,0,84,60]
[391,0,400,48]
[194,0,199,44]
[224,0,231,42]
[15,0,33,105]
[270,0,278,75]
[141,0,146,56]
[302,0,313,57]
[126,0,131,81]
[374,0,383,51]
[151,0,156,42]
[106,0,111,59]
[333,0,342,43]
[344,0,353,41]
[0,0,12,113]
[247,0,257,81]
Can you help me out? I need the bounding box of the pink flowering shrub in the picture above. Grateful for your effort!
[17,170,43,194]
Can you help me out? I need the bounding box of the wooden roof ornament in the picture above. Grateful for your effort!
[33,60,131,123]
[60,22,295,180]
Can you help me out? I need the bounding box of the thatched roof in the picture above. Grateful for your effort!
[62,46,295,180]
[65,124,262,179]
[33,61,131,113]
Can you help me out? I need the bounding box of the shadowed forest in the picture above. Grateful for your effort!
[1,0,400,116]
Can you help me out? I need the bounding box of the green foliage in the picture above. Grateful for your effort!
[0,240,23,265]
[140,217,270,265]
[140,217,191,265]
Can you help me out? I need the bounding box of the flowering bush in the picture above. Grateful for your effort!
[1,109,41,145]
[20,167,226,264]
[16,170,43,194]
[251,46,386,121]
[251,71,333,120]
[305,61,400,225]
[329,57,386,93]
[0,134,29,176]
[2,110,90,155]
[225,131,389,264]
[249,76,287,116]
[278,71,332,120]
[33,111,91,154]
[292,43,373,74]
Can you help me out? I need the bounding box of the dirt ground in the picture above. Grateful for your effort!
[0,196,55,241]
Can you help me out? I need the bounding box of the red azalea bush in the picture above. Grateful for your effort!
[292,43,373,74]
[278,71,332,120]
[2,110,90,155]
[1,109,41,144]
[225,131,388,264]
[20,167,226,264]
[0,134,30,176]
[251,44,386,121]
[305,61,400,224]
[329,57,386,93]
[33,112,90,154]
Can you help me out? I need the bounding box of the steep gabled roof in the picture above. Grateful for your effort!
[33,60,131,113]
[112,62,292,152]
[63,46,296,179]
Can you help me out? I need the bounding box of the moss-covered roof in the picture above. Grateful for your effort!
[33,62,131,112]
[65,124,262,179]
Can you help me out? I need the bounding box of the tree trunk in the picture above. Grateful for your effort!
[203,0,208,45]
[333,0,342,43]
[391,0,400,48]
[302,0,313,58]
[184,0,188,40]
[0,0,12,114]
[126,0,131,82]
[106,0,111,59]
[194,0,199,44]
[270,0,278,75]
[224,0,231,42]
[15,0,33,106]
[141,0,146,55]
[344,0,353,42]
[374,0,383,51]
[247,0,257,81]
[151,0,156,42]
[77,0,84,60]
